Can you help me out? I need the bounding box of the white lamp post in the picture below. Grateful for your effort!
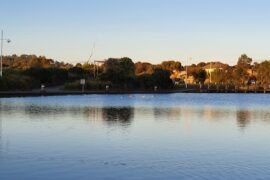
[0,30,11,77]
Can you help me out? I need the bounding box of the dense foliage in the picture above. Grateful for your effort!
[1,53,270,91]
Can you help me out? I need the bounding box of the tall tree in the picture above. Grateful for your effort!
[234,54,253,85]
[152,68,173,89]
[197,69,207,85]
[192,69,207,85]
[101,57,135,86]
[257,61,270,88]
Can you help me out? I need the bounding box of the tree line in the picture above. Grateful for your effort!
[0,54,270,91]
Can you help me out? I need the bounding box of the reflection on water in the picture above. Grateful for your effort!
[237,110,251,128]
[0,104,135,127]
[153,108,181,121]
[1,94,270,179]
[0,117,2,152]
[102,107,134,126]
[1,103,270,130]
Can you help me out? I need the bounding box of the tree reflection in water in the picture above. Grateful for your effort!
[153,108,181,121]
[0,115,2,151]
[236,110,251,129]
[2,102,270,130]
[102,107,134,126]
[0,104,135,127]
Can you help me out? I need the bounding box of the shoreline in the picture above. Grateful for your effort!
[0,89,269,98]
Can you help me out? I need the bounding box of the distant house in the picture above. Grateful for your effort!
[203,62,228,73]
[170,70,195,84]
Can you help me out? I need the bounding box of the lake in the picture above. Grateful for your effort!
[0,94,270,180]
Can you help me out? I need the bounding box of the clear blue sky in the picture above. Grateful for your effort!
[1,0,270,65]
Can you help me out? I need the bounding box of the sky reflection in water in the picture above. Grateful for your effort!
[0,94,270,180]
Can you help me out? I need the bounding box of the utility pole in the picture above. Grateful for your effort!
[94,60,105,79]
[210,62,212,84]
[0,30,11,77]
[186,57,188,89]
[0,30,3,77]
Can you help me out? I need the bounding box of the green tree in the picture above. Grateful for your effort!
[161,61,182,72]
[135,74,155,90]
[197,69,207,84]
[152,68,173,89]
[119,57,135,79]
[235,54,252,85]
[101,57,135,87]
[257,61,270,89]
[238,54,252,67]
[191,69,207,84]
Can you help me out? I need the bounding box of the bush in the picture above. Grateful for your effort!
[0,77,8,90]
[0,74,39,91]
[152,68,173,89]
[135,74,155,90]
[24,68,68,86]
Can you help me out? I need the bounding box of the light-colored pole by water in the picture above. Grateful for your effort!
[0,30,3,77]
[94,61,96,79]
[186,57,188,89]
[0,30,11,78]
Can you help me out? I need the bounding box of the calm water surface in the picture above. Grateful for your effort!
[1,94,270,180]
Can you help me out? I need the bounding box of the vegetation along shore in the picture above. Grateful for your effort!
[0,53,270,96]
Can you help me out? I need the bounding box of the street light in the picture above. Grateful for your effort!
[0,30,11,77]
